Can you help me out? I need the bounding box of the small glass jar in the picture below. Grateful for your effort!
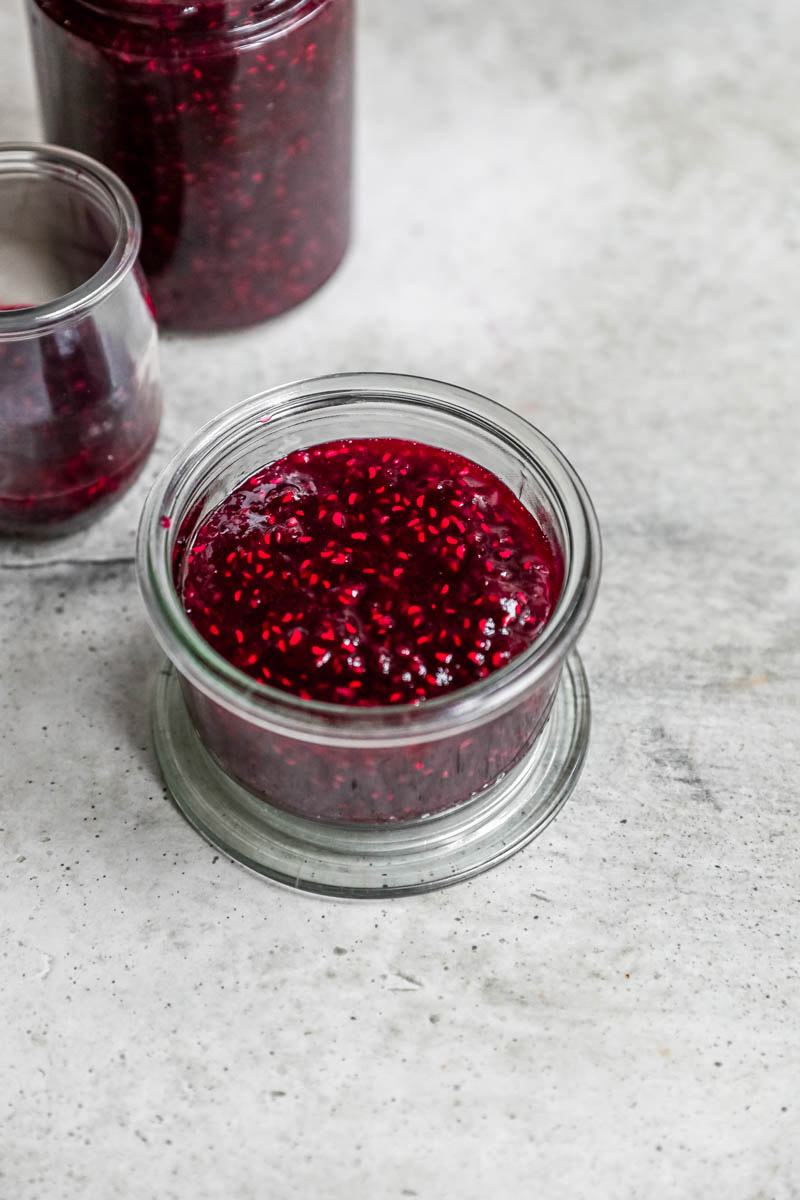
[0,143,161,537]
[26,0,354,332]
[137,374,601,895]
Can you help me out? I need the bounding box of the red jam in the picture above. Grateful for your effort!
[172,437,565,824]
[27,0,354,331]
[0,317,160,535]
[178,438,563,705]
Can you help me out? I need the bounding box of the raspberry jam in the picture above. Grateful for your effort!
[0,144,161,536]
[170,437,564,823]
[177,438,563,705]
[0,318,160,535]
[27,0,354,331]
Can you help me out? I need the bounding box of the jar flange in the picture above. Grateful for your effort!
[151,652,591,898]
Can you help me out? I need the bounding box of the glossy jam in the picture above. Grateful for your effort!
[178,438,563,704]
[0,312,160,536]
[27,0,354,331]
[173,438,564,822]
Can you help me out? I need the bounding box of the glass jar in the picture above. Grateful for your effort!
[137,374,601,895]
[26,0,354,332]
[0,143,161,536]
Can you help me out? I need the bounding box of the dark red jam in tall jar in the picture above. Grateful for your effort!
[138,376,602,850]
[26,0,354,332]
[0,144,161,536]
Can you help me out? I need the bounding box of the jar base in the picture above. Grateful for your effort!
[153,241,350,334]
[151,653,591,898]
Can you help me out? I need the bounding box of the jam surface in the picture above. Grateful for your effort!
[178,438,564,706]
[28,0,353,331]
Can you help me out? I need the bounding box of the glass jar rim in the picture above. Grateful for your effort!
[36,0,332,39]
[137,373,602,747]
[0,143,142,342]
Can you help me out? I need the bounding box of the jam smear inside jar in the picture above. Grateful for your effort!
[0,145,161,536]
[0,318,159,534]
[27,0,354,331]
[174,438,565,822]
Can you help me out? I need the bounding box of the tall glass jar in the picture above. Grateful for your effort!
[0,143,161,536]
[26,0,354,332]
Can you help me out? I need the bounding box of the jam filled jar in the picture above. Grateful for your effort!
[26,0,354,332]
[0,143,161,536]
[137,374,602,896]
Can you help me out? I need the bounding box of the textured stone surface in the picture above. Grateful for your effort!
[1,1,798,1197]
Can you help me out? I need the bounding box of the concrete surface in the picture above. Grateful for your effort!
[1,1,798,1197]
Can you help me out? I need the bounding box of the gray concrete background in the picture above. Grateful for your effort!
[1,1,798,1197]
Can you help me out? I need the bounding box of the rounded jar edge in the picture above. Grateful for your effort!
[0,142,143,341]
[136,372,602,747]
[29,0,342,47]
